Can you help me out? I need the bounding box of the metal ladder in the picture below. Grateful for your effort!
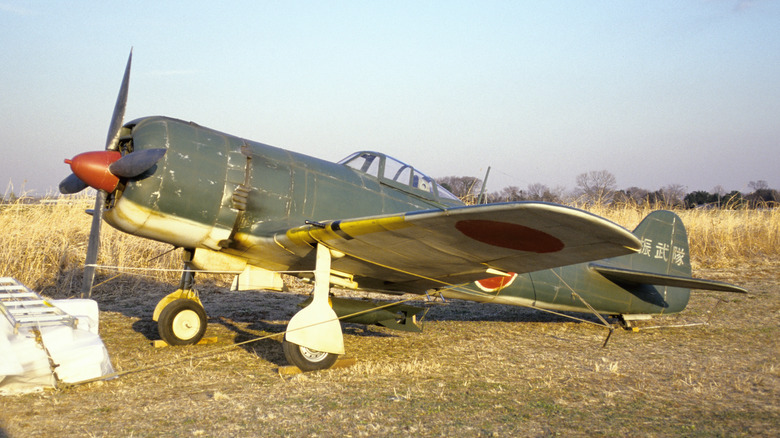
[0,277,76,334]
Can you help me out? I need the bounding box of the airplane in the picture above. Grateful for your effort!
[59,52,746,371]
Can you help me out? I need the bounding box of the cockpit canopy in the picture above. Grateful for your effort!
[338,151,460,203]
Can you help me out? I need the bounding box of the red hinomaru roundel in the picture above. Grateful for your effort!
[475,272,519,292]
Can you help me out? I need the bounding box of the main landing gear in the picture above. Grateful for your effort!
[153,250,208,346]
[152,246,345,372]
[282,244,345,371]
[155,293,207,346]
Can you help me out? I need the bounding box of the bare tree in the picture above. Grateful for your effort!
[496,186,524,202]
[438,176,482,202]
[748,180,769,191]
[747,180,778,206]
[526,183,564,202]
[712,185,727,207]
[526,183,549,201]
[659,184,687,206]
[614,186,650,205]
[575,170,617,205]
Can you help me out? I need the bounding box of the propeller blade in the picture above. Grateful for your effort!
[59,173,89,194]
[108,148,166,178]
[73,49,134,297]
[105,50,132,151]
[81,190,106,298]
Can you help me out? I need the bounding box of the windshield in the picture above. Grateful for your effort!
[339,152,381,178]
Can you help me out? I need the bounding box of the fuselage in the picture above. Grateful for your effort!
[444,263,691,316]
[104,116,461,272]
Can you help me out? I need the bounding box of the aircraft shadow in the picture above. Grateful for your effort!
[39,271,409,366]
[40,271,604,366]
[42,270,602,325]
[421,298,605,324]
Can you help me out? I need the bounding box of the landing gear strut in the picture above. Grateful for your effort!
[151,246,345,373]
[283,244,344,371]
[154,249,208,346]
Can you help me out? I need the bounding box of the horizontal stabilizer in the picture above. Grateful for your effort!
[590,263,747,293]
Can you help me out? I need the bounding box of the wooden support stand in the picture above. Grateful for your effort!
[277,357,357,376]
[152,336,219,348]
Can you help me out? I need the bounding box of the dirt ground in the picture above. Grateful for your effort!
[1,262,778,437]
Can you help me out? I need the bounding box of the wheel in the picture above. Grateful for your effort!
[158,298,207,346]
[282,339,339,371]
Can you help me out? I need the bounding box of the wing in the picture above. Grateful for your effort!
[276,202,642,292]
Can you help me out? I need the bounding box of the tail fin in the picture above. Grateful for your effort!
[590,210,745,313]
[615,210,692,277]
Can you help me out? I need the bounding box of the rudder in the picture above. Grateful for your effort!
[627,210,692,278]
[595,210,693,313]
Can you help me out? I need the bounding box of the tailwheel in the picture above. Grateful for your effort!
[158,298,207,345]
[282,339,339,371]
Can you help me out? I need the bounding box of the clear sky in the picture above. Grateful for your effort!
[2,0,778,197]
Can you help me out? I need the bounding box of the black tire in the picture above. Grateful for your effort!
[158,298,207,346]
[282,339,339,371]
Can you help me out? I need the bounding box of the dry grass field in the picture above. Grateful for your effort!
[1,197,778,437]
